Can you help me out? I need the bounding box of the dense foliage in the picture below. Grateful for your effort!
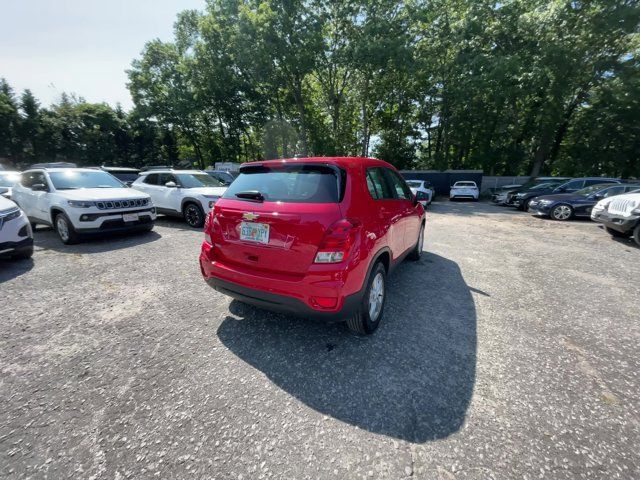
[2,0,639,177]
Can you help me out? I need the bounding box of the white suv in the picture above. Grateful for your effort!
[131,169,227,228]
[591,190,640,247]
[0,196,33,260]
[12,167,156,244]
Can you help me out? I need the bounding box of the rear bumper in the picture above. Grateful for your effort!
[204,276,363,321]
[594,211,639,233]
[199,242,365,321]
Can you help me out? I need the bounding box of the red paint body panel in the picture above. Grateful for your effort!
[199,157,425,318]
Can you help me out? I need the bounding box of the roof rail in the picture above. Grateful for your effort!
[30,162,77,169]
[140,165,173,172]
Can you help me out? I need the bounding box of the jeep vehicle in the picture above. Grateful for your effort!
[132,169,227,228]
[12,166,155,244]
[591,190,640,246]
[200,157,425,335]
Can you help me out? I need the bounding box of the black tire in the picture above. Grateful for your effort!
[633,223,640,248]
[12,245,33,260]
[183,203,205,228]
[141,223,154,233]
[408,223,425,261]
[346,262,387,335]
[30,222,38,230]
[550,204,573,221]
[54,212,79,244]
[605,226,631,239]
[522,198,533,211]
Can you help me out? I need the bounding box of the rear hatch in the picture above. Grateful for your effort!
[211,163,345,276]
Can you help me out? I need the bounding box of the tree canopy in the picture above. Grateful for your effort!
[1,0,639,177]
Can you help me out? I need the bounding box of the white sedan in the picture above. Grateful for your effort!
[406,180,434,206]
[450,181,479,201]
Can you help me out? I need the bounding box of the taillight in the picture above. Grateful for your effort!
[204,212,213,244]
[314,219,360,264]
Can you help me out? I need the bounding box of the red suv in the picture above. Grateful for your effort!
[199,157,425,334]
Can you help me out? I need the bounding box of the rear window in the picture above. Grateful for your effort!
[223,164,342,203]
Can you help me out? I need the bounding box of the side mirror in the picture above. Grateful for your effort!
[593,193,604,200]
[32,183,48,192]
[412,193,419,206]
[165,181,177,188]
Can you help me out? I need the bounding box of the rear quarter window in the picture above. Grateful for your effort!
[223,164,342,203]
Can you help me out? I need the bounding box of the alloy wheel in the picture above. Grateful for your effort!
[56,217,70,242]
[185,205,201,227]
[553,205,572,220]
[368,272,385,321]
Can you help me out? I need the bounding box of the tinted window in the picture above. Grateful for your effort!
[558,180,583,190]
[624,185,640,192]
[143,174,158,185]
[224,164,340,203]
[366,168,394,200]
[21,171,47,189]
[602,186,625,198]
[49,171,123,190]
[385,169,413,200]
[111,172,139,183]
[158,173,177,186]
[176,173,222,188]
[585,179,612,187]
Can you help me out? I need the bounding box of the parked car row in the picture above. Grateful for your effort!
[493,176,640,247]
[2,163,237,247]
[3,157,427,336]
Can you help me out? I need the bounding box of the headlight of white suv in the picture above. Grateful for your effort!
[67,200,95,208]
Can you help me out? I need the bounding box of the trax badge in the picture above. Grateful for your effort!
[243,212,259,221]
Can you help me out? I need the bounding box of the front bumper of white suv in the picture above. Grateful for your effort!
[65,198,157,233]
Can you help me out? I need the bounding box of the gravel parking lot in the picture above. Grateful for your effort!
[1,202,639,479]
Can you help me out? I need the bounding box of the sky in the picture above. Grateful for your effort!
[0,0,205,110]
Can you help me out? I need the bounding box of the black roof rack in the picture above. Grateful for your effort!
[30,162,77,169]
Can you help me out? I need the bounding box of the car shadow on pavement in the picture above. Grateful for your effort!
[32,226,161,254]
[216,252,476,443]
[0,257,34,283]
[154,216,201,232]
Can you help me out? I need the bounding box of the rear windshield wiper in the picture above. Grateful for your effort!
[235,190,264,202]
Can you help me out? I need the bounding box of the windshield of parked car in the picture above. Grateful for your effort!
[531,182,559,190]
[575,184,614,196]
[223,164,341,203]
[0,172,20,187]
[175,173,223,188]
[406,181,422,188]
[454,181,476,187]
[212,171,235,184]
[49,170,124,189]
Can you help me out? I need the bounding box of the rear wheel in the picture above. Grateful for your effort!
[550,204,573,221]
[408,223,425,261]
[606,226,631,239]
[346,262,386,335]
[55,213,79,244]
[183,203,204,228]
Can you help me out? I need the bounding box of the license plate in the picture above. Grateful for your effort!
[123,213,139,222]
[240,222,269,244]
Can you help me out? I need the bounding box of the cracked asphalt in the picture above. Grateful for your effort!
[1,201,639,479]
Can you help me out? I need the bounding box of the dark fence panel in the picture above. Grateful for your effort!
[400,170,484,196]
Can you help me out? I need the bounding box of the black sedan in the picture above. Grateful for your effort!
[511,182,565,210]
[528,183,640,221]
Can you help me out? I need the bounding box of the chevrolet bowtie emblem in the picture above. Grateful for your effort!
[243,212,259,221]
